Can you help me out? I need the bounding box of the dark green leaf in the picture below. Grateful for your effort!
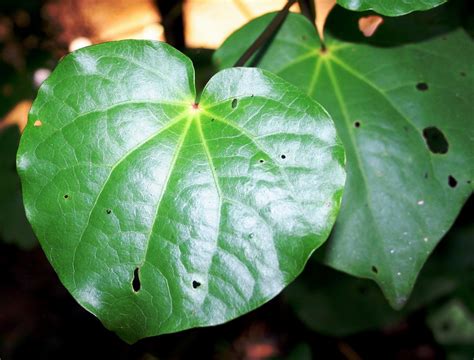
[336,0,446,16]
[214,11,474,308]
[17,40,345,343]
[0,125,36,249]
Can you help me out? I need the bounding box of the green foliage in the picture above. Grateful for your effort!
[285,223,473,336]
[214,8,474,309]
[427,298,474,359]
[0,126,36,249]
[336,0,446,16]
[17,40,345,343]
[428,299,474,345]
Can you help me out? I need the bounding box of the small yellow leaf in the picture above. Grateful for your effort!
[358,15,384,37]
[315,0,336,42]
[0,100,32,132]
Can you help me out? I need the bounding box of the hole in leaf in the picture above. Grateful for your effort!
[416,82,429,91]
[231,98,238,109]
[448,175,458,188]
[371,265,378,274]
[63,194,69,199]
[132,267,141,292]
[280,154,286,159]
[354,121,361,128]
[192,280,201,289]
[34,120,42,127]
[106,209,112,214]
[422,127,449,154]
[259,159,265,164]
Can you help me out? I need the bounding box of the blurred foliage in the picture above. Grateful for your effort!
[0,62,29,118]
[428,299,474,360]
[428,299,474,345]
[0,125,36,249]
[281,342,312,360]
[0,0,55,115]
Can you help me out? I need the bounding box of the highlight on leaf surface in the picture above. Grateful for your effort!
[17,40,345,343]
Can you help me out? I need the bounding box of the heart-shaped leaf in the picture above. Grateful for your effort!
[337,0,446,16]
[17,40,345,343]
[214,10,474,308]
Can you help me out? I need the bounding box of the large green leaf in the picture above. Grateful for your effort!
[17,40,345,343]
[0,126,36,249]
[214,10,474,308]
[336,0,446,16]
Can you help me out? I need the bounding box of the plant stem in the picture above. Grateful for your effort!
[298,0,315,24]
[154,0,185,49]
[233,0,298,67]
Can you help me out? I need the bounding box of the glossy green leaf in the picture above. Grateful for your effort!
[17,40,345,343]
[336,0,446,16]
[0,126,36,249]
[214,10,474,308]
